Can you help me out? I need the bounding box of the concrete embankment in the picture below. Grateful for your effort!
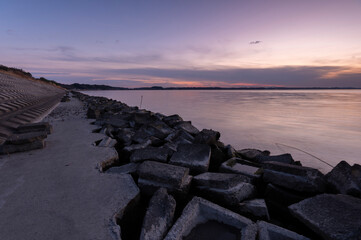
[0,72,65,144]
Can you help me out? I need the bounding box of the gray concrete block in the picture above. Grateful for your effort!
[174,121,199,136]
[325,160,361,197]
[130,147,170,163]
[138,161,192,196]
[140,188,176,240]
[0,139,45,154]
[106,163,139,175]
[97,136,117,147]
[220,158,261,182]
[289,194,361,240]
[193,172,251,189]
[257,221,310,240]
[164,197,256,240]
[169,144,211,174]
[263,161,326,193]
[239,199,270,221]
[16,122,53,134]
[5,131,47,145]
[193,172,255,206]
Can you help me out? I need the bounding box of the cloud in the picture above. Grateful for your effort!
[250,41,262,45]
[47,52,164,64]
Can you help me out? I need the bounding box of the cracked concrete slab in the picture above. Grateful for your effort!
[0,97,140,240]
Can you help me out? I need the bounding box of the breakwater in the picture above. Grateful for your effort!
[75,90,361,240]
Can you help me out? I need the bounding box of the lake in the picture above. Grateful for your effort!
[83,89,361,173]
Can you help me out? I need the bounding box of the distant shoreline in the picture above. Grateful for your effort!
[79,87,361,91]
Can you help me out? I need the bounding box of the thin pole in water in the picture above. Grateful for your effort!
[140,95,143,109]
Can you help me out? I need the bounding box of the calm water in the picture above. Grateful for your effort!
[83,90,361,173]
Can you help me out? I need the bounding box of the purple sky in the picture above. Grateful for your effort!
[1,0,361,87]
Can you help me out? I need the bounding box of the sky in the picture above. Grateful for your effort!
[1,0,361,88]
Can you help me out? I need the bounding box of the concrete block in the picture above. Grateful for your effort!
[164,197,256,240]
[325,160,361,197]
[130,147,170,163]
[193,172,255,206]
[106,163,139,175]
[16,122,53,134]
[263,161,326,193]
[174,121,199,136]
[97,136,117,147]
[0,139,45,154]
[140,188,176,240]
[138,161,192,196]
[239,199,270,221]
[169,144,211,174]
[5,131,47,145]
[220,158,261,183]
[289,194,361,240]
[257,221,310,240]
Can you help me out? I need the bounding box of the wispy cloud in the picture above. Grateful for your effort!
[250,41,262,45]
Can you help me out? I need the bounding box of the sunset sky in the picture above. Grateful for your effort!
[1,0,361,87]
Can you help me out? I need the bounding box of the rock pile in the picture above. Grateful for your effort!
[73,91,361,240]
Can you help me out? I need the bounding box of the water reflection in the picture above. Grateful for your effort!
[84,90,361,173]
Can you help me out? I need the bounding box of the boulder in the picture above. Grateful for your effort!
[194,129,220,145]
[138,161,192,197]
[209,146,227,172]
[123,140,152,152]
[134,122,173,141]
[289,194,361,240]
[132,111,155,125]
[169,144,211,174]
[237,148,270,161]
[16,122,53,134]
[165,130,194,144]
[164,197,256,240]
[193,172,255,206]
[262,161,326,193]
[264,183,310,207]
[95,117,130,128]
[239,199,270,221]
[130,147,170,163]
[325,160,361,197]
[87,107,101,119]
[257,221,310,240]
[256,153,295,164]
[174,121,199,136]
[163,114,183,127]
[219,158,262,183]
[106,163,139,175]
[225,144,238,159]
[97,136,117,148]
[116,128,135,146]
[140,188,176,240]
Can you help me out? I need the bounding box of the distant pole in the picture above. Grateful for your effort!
[140,95,143,109]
